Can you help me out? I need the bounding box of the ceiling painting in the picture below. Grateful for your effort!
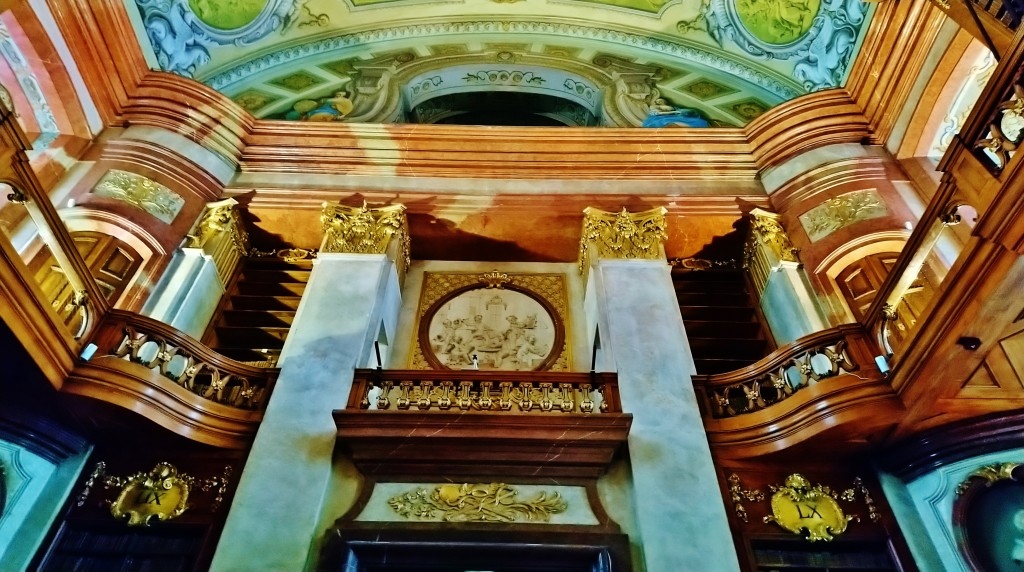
[131,0,873,126]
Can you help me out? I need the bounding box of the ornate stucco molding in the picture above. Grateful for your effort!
[744,208,800,296]
[320,201,411,280]
[578,206,668,274]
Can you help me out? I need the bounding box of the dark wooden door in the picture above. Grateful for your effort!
[29,231,142,326]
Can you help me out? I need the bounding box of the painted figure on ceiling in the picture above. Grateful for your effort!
[641,99,711,128]
[284,90,354,121]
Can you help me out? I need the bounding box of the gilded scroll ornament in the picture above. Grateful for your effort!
[320,201,410,269]
[91,170,185,224]
[764,474,853,541]
[110,462,190,526]
[798,190,887,242]
[479,269,511,289]
[77,462,233,524]
[388,483,568,522]
[185,199,250,254]
[578,206,668,274]
[956,462,1021,496]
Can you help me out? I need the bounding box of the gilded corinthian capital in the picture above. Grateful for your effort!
[747,208,798,264]
[320,201,411,278]
[578,206,668,274]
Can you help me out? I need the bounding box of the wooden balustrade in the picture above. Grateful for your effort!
[692,324,876,419]
[347,369,621,414]
[88,309,278,410]
[336,370,630,478]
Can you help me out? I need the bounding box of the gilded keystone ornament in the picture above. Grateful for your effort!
[764,473,853,541]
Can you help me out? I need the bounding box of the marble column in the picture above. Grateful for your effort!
[211,253,401,571]
[582,207,739,571]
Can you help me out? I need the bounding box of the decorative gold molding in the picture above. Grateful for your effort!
[320,201,410,277]
[956,462,1021,496]
[578,206,668,274]
[798,189,887,242]
[727,473,764,523]
[745,208,799,295]
[388,483,567,522]
[91,170,185,224]
[76,461,233,525]
[749,208,799,262]
[763,474,853,541]
[479,269,511,288]
[185,198,249,253]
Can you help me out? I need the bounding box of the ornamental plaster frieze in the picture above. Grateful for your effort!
[203,20,802,100]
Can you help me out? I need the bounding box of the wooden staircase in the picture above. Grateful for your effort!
[673,267,772,375]
[204,257,312,366]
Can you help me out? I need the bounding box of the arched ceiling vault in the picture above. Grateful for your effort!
[130,0,874,127]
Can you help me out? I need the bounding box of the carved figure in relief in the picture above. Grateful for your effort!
[428,291,553,370]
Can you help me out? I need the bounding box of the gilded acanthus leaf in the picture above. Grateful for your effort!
[388,483,568,522]
[578,206,668,273]
[321,201,410,268]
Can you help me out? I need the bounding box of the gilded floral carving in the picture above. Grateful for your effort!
[388,483,567,522]
[92,170,185,224]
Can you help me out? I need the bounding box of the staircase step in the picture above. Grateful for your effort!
[227,295,302,311]
[239,269,311,284]
[688,337,768,359]
[221,310,294,327]
[694,358,760,375]
[212,326,290,349]
[679,306,756,322]
[684,320,764,338]
[236,281,307,296]
[673,280,748,294]
[215,348,281,367]
[676,292,752,308]
[243,257,315,271]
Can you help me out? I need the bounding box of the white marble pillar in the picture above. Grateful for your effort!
[590,259,740,572]
[211,254,401,572]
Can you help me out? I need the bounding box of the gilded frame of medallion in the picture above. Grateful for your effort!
[952,462,1024,571]
[411,272,570,371]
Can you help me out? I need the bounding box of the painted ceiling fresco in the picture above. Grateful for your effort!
[131,0,873,127]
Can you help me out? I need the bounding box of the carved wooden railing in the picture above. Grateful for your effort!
[347,369,622,414]
[87,310,278,410]
[692,324,874,419]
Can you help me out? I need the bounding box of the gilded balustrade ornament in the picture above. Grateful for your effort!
[388,483,568,522]
[578,206,668,274]
[185,198,250,254]
[764,474,853,541]
[320,201,410,269]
